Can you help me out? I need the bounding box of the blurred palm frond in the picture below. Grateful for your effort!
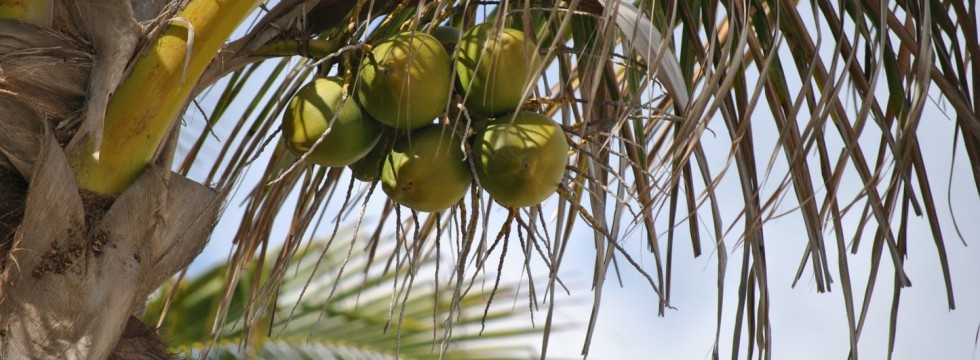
[147,231,541,360]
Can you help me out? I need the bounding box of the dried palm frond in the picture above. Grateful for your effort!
[158,1,979,359]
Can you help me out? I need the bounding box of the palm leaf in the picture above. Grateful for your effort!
[146,230,540,360]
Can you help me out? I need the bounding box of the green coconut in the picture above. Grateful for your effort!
[357,31,452,130]
[381,125,472,212]
[348,130,398,182]
[282,77,382,167]
[474,111,568,208]
[431,26,461,54]
[457,24,541,116]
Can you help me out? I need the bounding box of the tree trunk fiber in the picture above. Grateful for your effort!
[0,15,220,359]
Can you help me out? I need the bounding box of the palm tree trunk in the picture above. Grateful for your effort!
[0,20,220,359]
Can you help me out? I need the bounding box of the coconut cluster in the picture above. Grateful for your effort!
[281,25,569,212]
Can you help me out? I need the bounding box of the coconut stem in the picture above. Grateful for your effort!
[0,0,51,27]
[70,0,261,194]
[253,39,340,58]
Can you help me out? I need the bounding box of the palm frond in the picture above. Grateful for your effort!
[147,230,541,360]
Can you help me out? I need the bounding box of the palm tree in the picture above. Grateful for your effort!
[0,1,975,359]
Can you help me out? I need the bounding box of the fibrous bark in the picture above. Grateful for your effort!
[0,116,219,358]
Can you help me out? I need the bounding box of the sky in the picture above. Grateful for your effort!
[174,2,980,359]
[536,101,980,359]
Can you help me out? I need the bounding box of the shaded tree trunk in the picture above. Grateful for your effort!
[0,8,219,359]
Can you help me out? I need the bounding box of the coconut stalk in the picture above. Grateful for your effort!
[70,0,262,194]
[0,0,52,26]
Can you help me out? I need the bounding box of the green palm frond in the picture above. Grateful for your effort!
[146,231,540,360]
